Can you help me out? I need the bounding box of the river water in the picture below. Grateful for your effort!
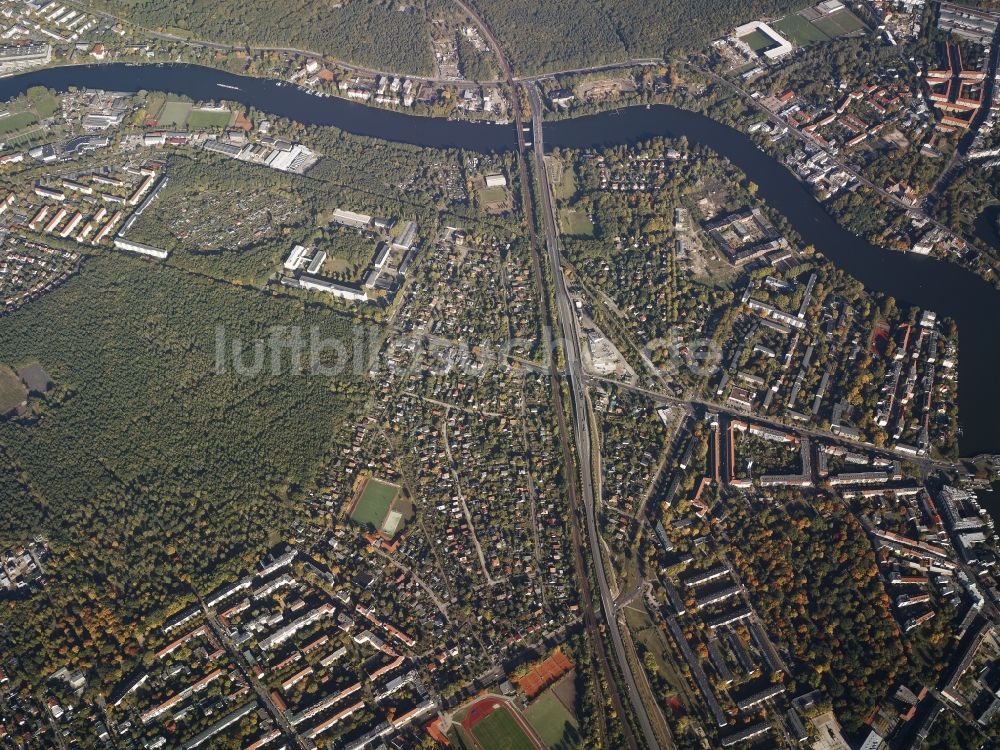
[975,204,1000,250]
[3,63,998,456]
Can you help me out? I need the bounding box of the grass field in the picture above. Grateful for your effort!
[559,208,594,237]
[0,365,28,415]
[156,99,193,129]
[0,111,39,137]
[524,691,579,749]
[145,93,166,120]
[479,185,509,205]
[16,362,51,394]
[350,477,399,529]
[471,706,538,750]
[773,14,830,45]
[187,108,233,129]
[26,87,59,118]
[624,604,698,707]
[814,8,867,37]
[739,29,778,54]
[549,159,576,202]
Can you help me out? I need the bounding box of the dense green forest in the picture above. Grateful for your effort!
[85,0,813,76]
[0,254,364,683]
[85,0,437,74]
[468,0,812,74]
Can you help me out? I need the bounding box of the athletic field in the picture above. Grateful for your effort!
[156,99,193,129]
[524,689,579,748]
[187,108,233,129]
[814,8,867,37]
[463,699,540,750]
[773,14,830,45]
[739,29,778,55]
[349,477,399,527]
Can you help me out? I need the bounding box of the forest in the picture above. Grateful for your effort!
[728,497,905,733]
[84,0,438,74]
[469,0,812,74]
[0,253,366,685]
[82,0,817,76]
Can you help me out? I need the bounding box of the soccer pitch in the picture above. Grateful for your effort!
[187,108,233,129]
[349,477,400,529]
[471,706,538,750]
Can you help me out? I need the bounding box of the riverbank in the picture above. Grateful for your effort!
[3,54,509,123]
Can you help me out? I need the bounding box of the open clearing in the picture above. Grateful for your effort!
[0,112,39,137]
[0,365,27,414]
[624,605,698,707]
[547,157,576,202]
[559,208,594,237]
[15,361,51,394]
[26,87,58,117]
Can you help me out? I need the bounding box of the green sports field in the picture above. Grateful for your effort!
[479,185,509,205]
[814,8,867,37]
[349,477,399,529]
[156,99,193,129]
[471,706,538,750]
[187,108,233,129]
[739,29,778,54]
[773,14,830,45]
[524,690,579,749]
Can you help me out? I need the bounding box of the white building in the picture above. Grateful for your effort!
[330,208,372,229]
[113,236,169,259]
[296,275,369,302]
[284,244,309,271]
[306,250,327,274]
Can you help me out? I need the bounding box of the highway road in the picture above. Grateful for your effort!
[527,82,666,750]
[449,1,640,747]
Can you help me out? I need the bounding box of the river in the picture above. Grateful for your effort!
[3,63,998,456]
[975,204,1000,251]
